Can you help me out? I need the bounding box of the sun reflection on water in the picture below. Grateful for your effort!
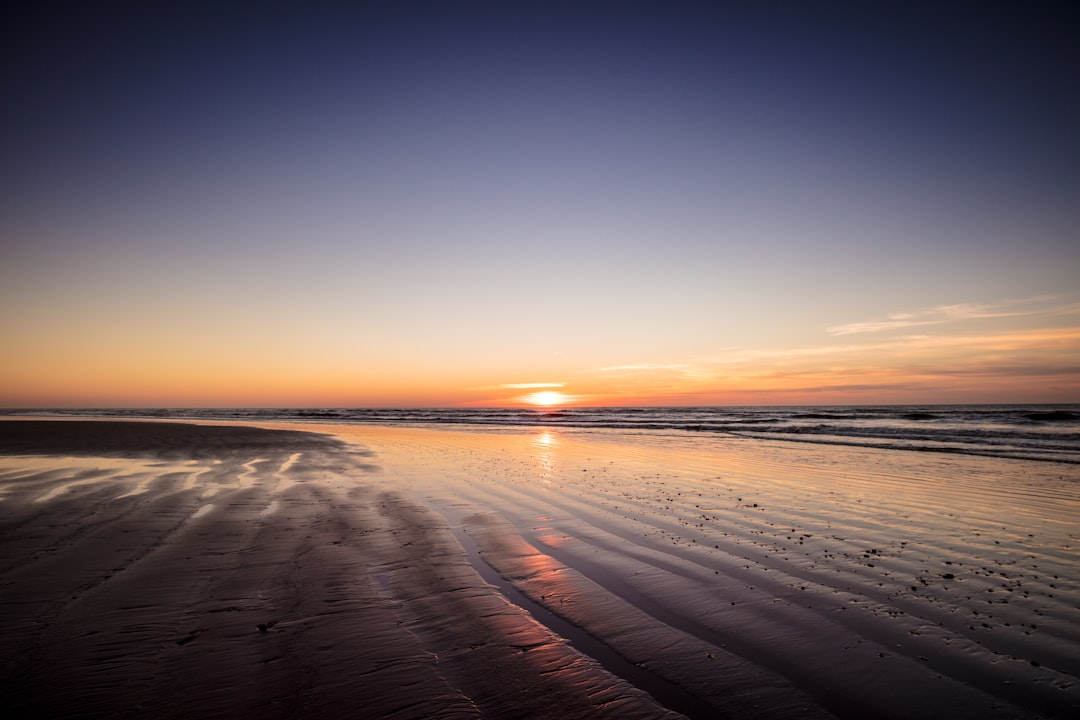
[530,431,559,484]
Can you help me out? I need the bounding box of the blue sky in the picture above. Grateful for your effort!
[2,1,1078,406]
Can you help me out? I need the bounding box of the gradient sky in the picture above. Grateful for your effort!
[2,1,1078,407]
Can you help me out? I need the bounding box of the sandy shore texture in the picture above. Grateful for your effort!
[1,419,1077,719]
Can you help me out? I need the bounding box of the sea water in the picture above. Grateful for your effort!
[6,405,1078,464]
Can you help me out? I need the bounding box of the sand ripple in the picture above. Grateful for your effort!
[2,419,1077,718]
[0,420,678,719]
[333,424,1080,719]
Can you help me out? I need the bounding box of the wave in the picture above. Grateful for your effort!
[3,405,1078,465]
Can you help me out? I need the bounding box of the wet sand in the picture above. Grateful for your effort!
[1,419,1077,718]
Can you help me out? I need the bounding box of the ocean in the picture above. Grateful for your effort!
[6,405,1078,465]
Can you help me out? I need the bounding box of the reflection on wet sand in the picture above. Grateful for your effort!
[324,423,1080,720]
[0,420,676,719]
[1,419,1077,719]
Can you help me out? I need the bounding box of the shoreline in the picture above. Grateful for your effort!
[4,404,1077,467]
[1,418,1077,718]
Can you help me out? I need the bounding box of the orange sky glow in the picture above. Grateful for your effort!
[2,4,1077,408]
[2,299,1076,407]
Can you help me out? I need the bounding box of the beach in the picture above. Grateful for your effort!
[1,418,1077,718]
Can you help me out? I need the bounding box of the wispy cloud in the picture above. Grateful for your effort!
[600,364,690,373]
[585,325,1080,404]
[499,382,564,389]
[599,363,718,384]
[826,296,1080,336]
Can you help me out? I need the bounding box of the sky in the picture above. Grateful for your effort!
[2,1,1078,407]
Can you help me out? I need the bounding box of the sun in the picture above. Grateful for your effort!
[524,391,569,407]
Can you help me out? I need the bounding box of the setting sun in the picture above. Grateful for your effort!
[524,391,569,407]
